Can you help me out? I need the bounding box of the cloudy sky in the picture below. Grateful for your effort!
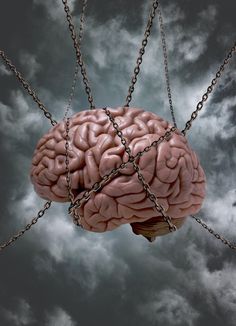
[0,0,236,325]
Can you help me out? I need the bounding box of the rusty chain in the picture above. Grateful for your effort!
[69,108,177,232]
[0,201,52,252]
[65,118,75,203]
[0,0,88,251]
[0,0,235,250]
[125,1,177,128]
[63,0,87,120]
[182,42,236,136]
[102,107,177,232]
[62,0,95,109]
[64,117,84,228]
[68,124,177,216]
[157,6,177,128]
[125,0,159,107]
[191,215,236,250]
[66,31,236,250]
[0,50,57,127]
[63,0,88,227]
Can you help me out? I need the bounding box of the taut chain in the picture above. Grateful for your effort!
[62,0,95,109]
[0,0,236,251]
[0,201,52,252]
[125,0,177,127]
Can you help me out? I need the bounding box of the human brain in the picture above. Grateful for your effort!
[30,107,206,238]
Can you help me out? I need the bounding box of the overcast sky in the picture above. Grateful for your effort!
[0,0,236,325]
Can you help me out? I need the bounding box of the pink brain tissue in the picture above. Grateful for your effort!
[30,107,206,240]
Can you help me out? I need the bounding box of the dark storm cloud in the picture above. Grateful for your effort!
[0,0,236,325]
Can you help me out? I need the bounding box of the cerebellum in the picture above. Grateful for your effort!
[30,107,206,236]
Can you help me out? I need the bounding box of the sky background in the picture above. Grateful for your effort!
[0,0,236,325]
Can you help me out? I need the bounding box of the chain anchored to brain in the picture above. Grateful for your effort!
[30,107,206,241]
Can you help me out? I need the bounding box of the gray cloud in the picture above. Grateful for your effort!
[0,0,235,325]
[139,289,199,326]
[0,299,34,326]
[45,307,77,326]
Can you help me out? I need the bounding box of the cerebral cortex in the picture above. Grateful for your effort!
[30,107,206,237]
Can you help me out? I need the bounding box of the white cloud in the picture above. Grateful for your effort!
[45,307,76,326]
[1,299,34,326]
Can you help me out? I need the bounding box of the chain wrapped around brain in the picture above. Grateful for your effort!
[0,0,235,252]
[30,107,206,241]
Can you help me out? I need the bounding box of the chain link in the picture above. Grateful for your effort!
[1,0,236,249]
[62,0,95,109]
[180,41,236,251]
[64,117,84,227]
[102,107,177,232]
[63,0,88,227]
[191,215,236,250]
[182,42,236,136]
[125,0,159,107]
[63,0,87,120]
[0,50,57,127]
[124,0,177,130]
[64,118,75,203]
[68,125,176,216]
[157,6,177,128]
[69,107,177,232]
[64,64,79,120]
[0,201,52,252]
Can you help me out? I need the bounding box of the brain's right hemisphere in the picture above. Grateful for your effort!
[30,107,206,236]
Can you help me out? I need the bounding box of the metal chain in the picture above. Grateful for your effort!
[157,5,177,128]
[78,0,87,44]
[191,215,236,250]
[62,0,95,109]
[125,0,159,107]
[0,0,88,250]
[0,201,52,252]
[68,125,176,215]
[64,118,75,203]
[64,117,83,227]
[182,42,236,136]
[0,50,57,127]
[183,42,236,251]
[102,107,177,232]
[69,107,177,232]
[1,0,235,249]
[63,0,88,226]
[63,0,87,120]
[64,64,79,120]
